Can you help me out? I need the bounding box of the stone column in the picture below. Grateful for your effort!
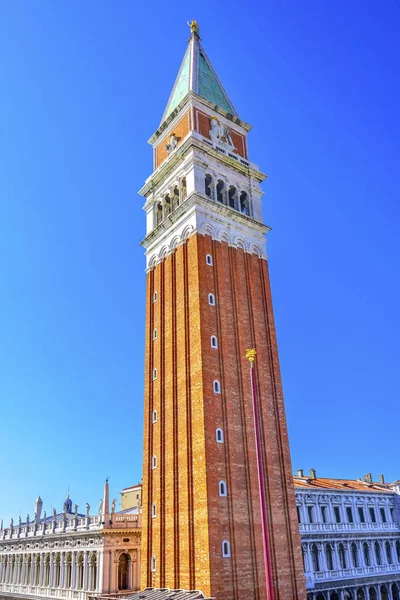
[71,552,77,589]
[60,553,65,588]
[39,554,45,587]
[331,542,339,570]
[369,541,377,567]
[13,554,19,584]
[83,552,89,591]
[96,550,103,592]
[21,556,26,585]
[136,550,140,591]
[49,553,55,588]
[317,543,327,573]
[306,544,313,573]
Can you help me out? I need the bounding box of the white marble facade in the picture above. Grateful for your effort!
[295,474,400,600]
[0,482,141,600]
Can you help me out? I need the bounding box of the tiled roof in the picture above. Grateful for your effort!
[112,588,213,600]
[293,476,393,493]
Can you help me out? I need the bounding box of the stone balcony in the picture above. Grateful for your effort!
[313,562,400,582]
[300,521,400,535]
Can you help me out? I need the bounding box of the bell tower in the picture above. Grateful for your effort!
[139,21,306,600]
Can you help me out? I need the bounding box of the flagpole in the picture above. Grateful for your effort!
[245,348,274,599]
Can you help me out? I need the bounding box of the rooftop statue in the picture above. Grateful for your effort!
[187,20,199,37]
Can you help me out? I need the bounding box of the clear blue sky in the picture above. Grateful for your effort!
[0,0,399,523]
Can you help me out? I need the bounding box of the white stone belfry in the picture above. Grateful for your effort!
[139,25,269,270]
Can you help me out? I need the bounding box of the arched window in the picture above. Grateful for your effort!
[386,541,393,564]
[351,542,358,568]
[363,542,370,566]
[211,335,218,349]
[205,174,214,199]
[338,543,346,569]
[357,589,366,600]
[222,540,231,557]
[369,588,377,600]
[118,553,130,590]
[311,544,320,572]
[206,254,213,266]
[152,503,157,518]
[208,293,216,306]
[213,380,221,394]
[325,544,334,570]
[216,180,226,204]
[153,329,157,340]
[164,194,171,217]
[156,202,163,226]
[396,540,400,562]
[180,177,187,201]
[77,554,84,589]
[152,368,157,380]
[152,410,157,423]
[228,185,237,209]
[219,480,227,496]
[375,541,381,565]
[53,555,60,588]
[240,191,250,215]
[89,553,97,591]
[392,584,399,600]
[330,593,340,600]
[151,556,156,572]
[152,455,157,469]
[381,586,389,600]
[65,555,72,589]
[216,428,224,443]
[153,291,158,302]
[172,186,180,211]
[307,505,314,523]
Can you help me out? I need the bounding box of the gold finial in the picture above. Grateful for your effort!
[187,20,200,37]
[244,348,257,363]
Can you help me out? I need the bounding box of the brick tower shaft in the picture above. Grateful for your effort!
[139,22,306,600]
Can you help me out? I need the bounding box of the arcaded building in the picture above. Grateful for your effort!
[295,471,400,600]
[0,482,141,600]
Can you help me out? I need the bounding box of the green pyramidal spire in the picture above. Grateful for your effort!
[161,21,238,123]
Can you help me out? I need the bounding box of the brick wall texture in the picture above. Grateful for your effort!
[141,233,306,600]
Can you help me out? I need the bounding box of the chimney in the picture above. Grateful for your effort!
[364,473,373,484]
[34,496,43,523]
[310,468,316,480]
[379,474,385,484]
[297,469,304,478]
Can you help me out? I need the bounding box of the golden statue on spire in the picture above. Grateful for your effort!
[187,20,200,37]
[244,348,257,363]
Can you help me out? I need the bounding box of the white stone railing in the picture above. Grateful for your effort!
[300,521,399,534]
[108,514,140,529]
[314,563,400,582]
[0,516,104,540]
[0,582,95,600]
